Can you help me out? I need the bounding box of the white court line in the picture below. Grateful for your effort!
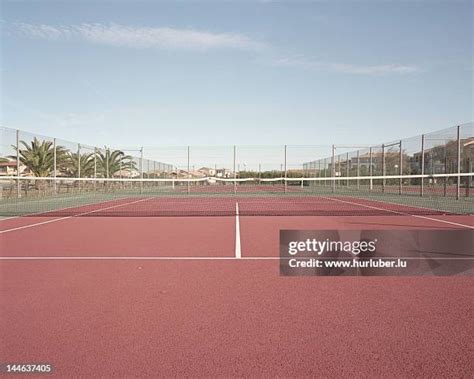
[0,195,142,222]
[235,202,241,259]
[0,256,472,260]
[0,198,152,234]
[322,196,474,229]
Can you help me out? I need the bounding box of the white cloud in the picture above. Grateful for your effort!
[272,56,420,75]
[14,22,264,51]
[330,63,420,75]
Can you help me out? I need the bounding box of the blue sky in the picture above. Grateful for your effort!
[1,0,472,150]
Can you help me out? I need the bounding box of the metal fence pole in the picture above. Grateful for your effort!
[456,125,461,200]
[233,145,236,194]
[94,148,97,178]
[187,146,190,194]
[444,156,448,197]
[140,147,144,194]
[382,144,385,192]
[420,134,425,196]
[77,143,81,179]
[399,140,403,195]
[94,148,97,190]
[284,145,287,193]
[53,138,57,194]
[337,155,341,188]
[356,150,360,189]
[369,147,373,191]
[16,129,20,198]
[77,143,81,192]
[105,147,109,178]
[346,152,349,187]
[331,145,335,193]
[467,157,472,197]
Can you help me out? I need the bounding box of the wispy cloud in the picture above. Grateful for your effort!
[13,22,264,51]
[331,63,420,75]
[272,56,420,75]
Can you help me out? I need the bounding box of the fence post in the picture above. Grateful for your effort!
[346,152,349,187]
[382,144,385,192]
[53,138,57,194]
[369,147,373,191]
[399,140,403,195]
[284,145,287,193]
[420,134,425,196]
[456,125,461,200]
[77,143,81,178]
[331,145,335,193]
[233,145,236,194]
[16,129,20,198]
[140,147,144,194]
[77,143,81,192]
[94,148,97,190]
[105,147,109,178]
[356,150,360,189]
[187,146,190,194]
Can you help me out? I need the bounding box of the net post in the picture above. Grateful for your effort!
[399,140,403,195]
[284,145,287,193]
[53,138,57,194]
[331,145,335,193]
[456,125,461,200]
[420,134,425,196]
[356,150,360,189]
[187,146,190,194]
[258,163,261,180]
[16,129,20,198]
[233,145,236,194]
[369,147,373,190]
[382,144,385,192]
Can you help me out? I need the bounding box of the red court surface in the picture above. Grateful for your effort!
[1,201,473,376]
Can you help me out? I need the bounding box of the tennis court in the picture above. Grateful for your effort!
[1,174,473,376]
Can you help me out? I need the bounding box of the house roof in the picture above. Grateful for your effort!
[0,161,17,167]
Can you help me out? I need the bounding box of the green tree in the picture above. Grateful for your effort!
[10,138,69,177]
[96,149,136,178]
[65,152,95,178]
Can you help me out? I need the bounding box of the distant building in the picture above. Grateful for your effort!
[198,167,216,176]
[215,168,231,178]
[0,161,29,176]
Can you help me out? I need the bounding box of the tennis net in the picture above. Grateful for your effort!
[0,173,472,217]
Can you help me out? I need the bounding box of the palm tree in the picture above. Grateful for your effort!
[96,149,136,178]
[65,152,95,178]
[10,137,69,177]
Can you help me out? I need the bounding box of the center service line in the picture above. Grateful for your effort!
[235,202,242,259]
